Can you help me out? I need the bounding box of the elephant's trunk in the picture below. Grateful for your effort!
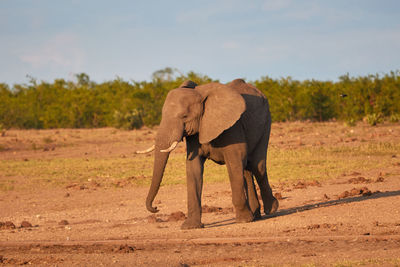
[146,149,170,213]
[145,119,184,213]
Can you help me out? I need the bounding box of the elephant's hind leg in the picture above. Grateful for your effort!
[244,169,261,219]
[249,139,278,215]
[255,168,278,215]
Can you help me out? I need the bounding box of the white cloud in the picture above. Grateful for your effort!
[19,33,85,71]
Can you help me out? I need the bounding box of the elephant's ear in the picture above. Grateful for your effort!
[196,83,245,144]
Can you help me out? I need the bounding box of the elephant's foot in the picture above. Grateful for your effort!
[253,207,262,220]
[235,208,254,223]
[181,219,204,230]
[264,196,279,215]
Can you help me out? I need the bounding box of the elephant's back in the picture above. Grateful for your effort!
[227,79,269,117]
[226,79,266,99]
[227,79,271,151]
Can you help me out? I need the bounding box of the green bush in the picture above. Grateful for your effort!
[365,113,383,126]
[113,110,143,130]
[0,69,399,129]
[389,113,400,123]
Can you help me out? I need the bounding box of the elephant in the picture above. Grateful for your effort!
[140,79,279,229]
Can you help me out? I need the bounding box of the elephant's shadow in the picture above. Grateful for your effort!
[204,190,400,228]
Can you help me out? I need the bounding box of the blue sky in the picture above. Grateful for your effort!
[1,0,399,85]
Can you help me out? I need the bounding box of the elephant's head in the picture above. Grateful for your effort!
[146,80,246,213]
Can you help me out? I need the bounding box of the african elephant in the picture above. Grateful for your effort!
[140,79,278,229]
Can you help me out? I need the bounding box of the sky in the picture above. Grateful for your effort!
[1,0,399,85]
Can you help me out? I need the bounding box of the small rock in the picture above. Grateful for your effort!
[359,187,372,196]
[20,221,32,228]
[293,181,307,189]
[350,188,362,196]
[338,191,349,199]
[113,244,135,253]
[0,221,16,230]
[59,220,69,225]
[307,224,320,230]
[302,253,317,257]
[274,192,283,200]
[168,211,186,222]
[362,189,373,196]
[338,187,373,199]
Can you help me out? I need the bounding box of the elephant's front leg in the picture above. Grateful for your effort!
[181,153,205,230]
[224,146,254,224]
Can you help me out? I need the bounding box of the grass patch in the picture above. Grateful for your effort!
[162,142,400,185]
[0,141,398,191]
[0,156,154,191]
[268,142,399,183]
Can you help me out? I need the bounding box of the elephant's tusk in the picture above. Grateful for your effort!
[160,141,179,153]
[135,145,155,154]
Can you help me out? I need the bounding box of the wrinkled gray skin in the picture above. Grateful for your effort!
[146,79,279,229]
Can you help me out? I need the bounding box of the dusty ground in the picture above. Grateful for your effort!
[1,121,400,266]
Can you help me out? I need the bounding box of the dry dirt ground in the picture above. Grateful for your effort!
[1,122,400,266]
